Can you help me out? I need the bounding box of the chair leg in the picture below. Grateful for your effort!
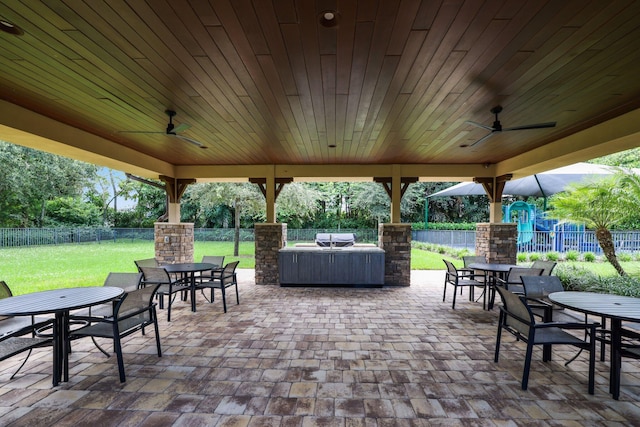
[521,343,535,390]
[588,340,595,395]
[494,313,504,363]
[152,308,162,358]
[235,284,239,305]
[113,337,126,382]
[442,280,447,302]
[451,284,458,309]
[9,349,33,380]
[221,287,227,313]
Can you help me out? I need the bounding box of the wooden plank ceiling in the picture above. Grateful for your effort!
[1,0,640,173]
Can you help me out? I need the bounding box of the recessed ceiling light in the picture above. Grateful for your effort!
[319,10,339,28]
[0,19,24,36]
[328,144,336,148]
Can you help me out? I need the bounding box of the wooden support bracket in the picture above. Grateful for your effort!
[249,177,293,200]
[473,174,513,202]
[373,177,419,198]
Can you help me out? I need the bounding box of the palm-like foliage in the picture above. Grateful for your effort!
[547,176,626,275]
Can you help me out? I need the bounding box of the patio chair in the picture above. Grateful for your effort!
[461,255,487,302]
[531,260,557,276]
[196,261,239,313]
[197,255,225,285]
[69,272,145,356]
[139,266,186,322]
[521,275,584,321]
[612,326,640,399]
[69,283,162,382]
[494,285,597,394]
[442,260,487,310]
[495,267,544,295]
[134,258,159,271]
[0,281,53,379]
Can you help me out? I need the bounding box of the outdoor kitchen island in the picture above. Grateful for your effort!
[279,245,385,286]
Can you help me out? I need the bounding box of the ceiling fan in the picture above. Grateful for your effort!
[120,110,207,148]
[462,105,556,147]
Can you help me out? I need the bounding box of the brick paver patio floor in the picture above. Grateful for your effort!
[1,269,640,426]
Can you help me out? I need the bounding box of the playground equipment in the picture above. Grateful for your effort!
[503,201,537,244]
[502,201,597,253]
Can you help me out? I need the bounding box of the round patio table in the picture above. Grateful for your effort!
[548,291,640,400]
[0,286,124,386]
[163,263,218,313]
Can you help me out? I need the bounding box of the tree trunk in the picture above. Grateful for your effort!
[233,200,240,257]
[596,227,626,276]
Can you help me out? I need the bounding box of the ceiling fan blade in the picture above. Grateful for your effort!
[174,134,206,148]
[465,120,495,132]
[172,123,191,134]
[118,130,164,134]
[502,122,556,131]
[467,132,496,148]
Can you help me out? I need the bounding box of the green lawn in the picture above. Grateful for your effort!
[1,241,637,295]
[0,241,255,295]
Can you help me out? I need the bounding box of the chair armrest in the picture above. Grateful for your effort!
[536,321,600,331]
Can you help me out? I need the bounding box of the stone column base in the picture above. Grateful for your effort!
[255,223,286,285]
[154,223,194,264]
[475,223,517,264]
[378,223,411,286]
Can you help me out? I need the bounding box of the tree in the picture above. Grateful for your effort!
[0,141,97,227]
[184,183,264,255]
[546,176,627,276]
[275,183,322,228]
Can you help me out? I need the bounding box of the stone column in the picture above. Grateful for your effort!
[255,223,286,285]
[475,223,517,264]
[378,223,411,286]
[154,222,194,264]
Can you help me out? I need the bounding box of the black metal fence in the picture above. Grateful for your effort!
[6,227,638,254]
[412,229,640,254]
[0,227,379,247]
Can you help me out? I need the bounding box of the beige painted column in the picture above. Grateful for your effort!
[489,201,502,223]
[167,202,180,223]
[265,172,275,223]
[391,166,402,223]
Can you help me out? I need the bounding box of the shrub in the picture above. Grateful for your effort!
[618,252,632,262]
[554,264,640,297]
[546,252,559,261]
[583,252,596,262]
[517,253,528,262]
[529,253,541,261]
[565,250,579,262]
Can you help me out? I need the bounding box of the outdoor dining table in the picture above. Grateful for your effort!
[548,291,640,400]
[467,262,519,309]
[0,286,124,386]
[163,262,219,313]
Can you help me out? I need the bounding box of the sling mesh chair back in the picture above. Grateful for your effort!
[496,267,544,295]
[530,260,557,276]
[494,285,598,394]
[0,281,53,380]
[139,266,185,322]
[198,256,225,285]
[442,259,487,309]
[461,255,487,302]
[134,258,158,271]
[69,283,162,382]
[196,261,239,313]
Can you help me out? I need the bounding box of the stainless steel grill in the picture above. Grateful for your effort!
[315,233,356,247]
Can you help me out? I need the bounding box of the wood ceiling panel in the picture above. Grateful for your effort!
[1,0,640,171]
